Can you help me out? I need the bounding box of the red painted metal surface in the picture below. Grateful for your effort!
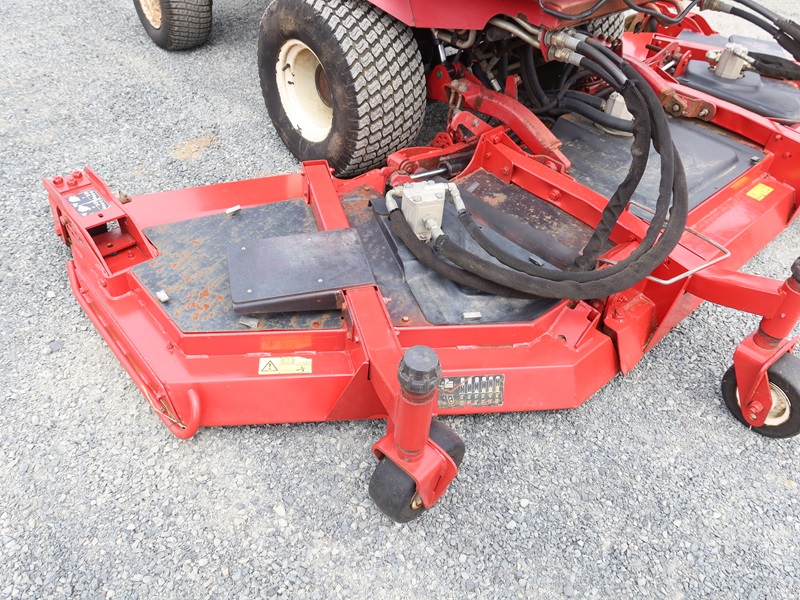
[45,23,800,510]
[450,79,572,171]
[369,0,649,29]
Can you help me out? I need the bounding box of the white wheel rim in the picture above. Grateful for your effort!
[736,383,792,427]
[276,40,333,143]
[140,0,162,29]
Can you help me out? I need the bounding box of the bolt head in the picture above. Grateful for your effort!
[791,257,800,283]
[52,176,63,185]
[671,104,681,112]
[72,170,83,179]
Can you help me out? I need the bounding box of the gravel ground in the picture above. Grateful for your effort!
[2,1,800,598]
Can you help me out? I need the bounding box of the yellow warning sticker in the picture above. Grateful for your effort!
[746,183,774,201]
[258,356,313,375]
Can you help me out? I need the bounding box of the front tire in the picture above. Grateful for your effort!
[257,0,426,177]
[133,0,212,50]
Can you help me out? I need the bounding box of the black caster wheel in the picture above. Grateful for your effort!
[368,419,465,523]
[721,353,800,438]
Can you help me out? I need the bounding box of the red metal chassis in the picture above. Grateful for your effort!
[46,28,800,510]
[370,0,648,30]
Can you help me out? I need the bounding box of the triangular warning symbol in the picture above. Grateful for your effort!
[261,360,279,373]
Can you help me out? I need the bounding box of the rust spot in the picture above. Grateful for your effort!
[482,192,508,207]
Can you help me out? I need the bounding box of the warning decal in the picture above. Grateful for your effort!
[258,356,313,375]
[746,183,774,201]
[66,190,110,216]
[438,374,505,409]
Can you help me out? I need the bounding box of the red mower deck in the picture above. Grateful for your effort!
[47,18,800,521]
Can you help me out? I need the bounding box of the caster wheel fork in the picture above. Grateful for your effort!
[368,345,464,523]
[369,419,465,523]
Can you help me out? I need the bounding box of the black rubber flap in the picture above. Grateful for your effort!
[227,229,375,314]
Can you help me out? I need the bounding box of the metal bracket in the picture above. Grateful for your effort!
[598,200,731,285]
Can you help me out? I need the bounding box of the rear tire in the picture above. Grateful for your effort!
[133,0,212,50]
[257,0,426,177]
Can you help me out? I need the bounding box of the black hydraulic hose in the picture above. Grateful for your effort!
[582,39,689,267]
[576,41,628,88]
[383,31,688,301]
[729,6,779,36]
[580,57,625,90]
[773,32,800,62]
[729,0,781,24]
[565,37,690,278]
[568,80,653,270]
[387,209,532,298]
[750,52,800,79]
[564,90,605,110]
[520,45,550,107]
[551,98,635,133]
[582,37,661,155]
[724,4,800,60]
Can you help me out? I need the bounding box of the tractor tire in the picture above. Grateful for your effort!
[721,353,800,438]
[133,0,212,50]
[257,0,426,177]
[585,12,626,40]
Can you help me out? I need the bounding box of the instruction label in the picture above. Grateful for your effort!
[66,190,109,216]
[258,356,313,375]
[438,374,505,409]
[746,183,774,201]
